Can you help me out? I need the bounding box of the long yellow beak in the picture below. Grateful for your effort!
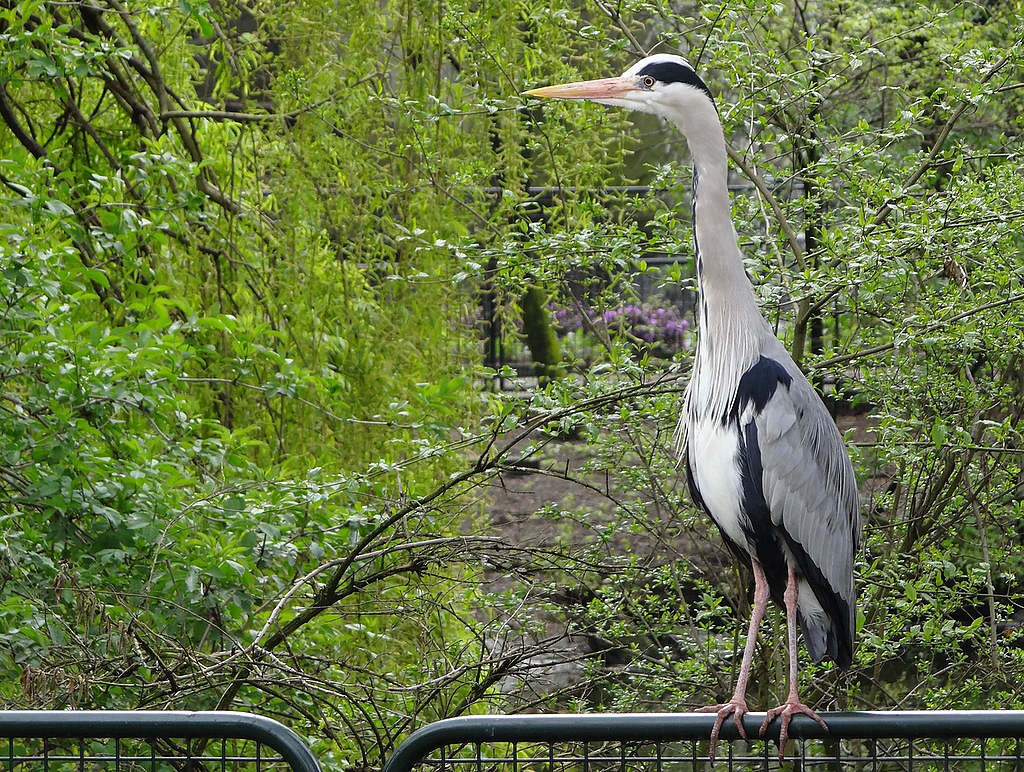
[523,76,634,101]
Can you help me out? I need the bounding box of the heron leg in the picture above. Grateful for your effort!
[759,565,829,758]
[697,559,770,759]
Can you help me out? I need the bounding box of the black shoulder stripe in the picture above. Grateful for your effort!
[728,355,792,421]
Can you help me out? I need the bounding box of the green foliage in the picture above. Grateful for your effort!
[520,285,564,384]
[2,0,1024,767]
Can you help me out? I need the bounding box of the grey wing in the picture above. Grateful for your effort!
[754,373,860,657]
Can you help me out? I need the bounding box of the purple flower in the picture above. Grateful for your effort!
[548,300,691,356]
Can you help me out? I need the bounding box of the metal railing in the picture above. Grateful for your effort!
[5,709,1024,771]
[382,712,1024,771]
[0,711,321,772]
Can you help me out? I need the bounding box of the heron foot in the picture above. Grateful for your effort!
[696,699,749,759]
[759,700,828,759]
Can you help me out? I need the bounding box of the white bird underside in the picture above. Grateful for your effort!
[681,346,855,665]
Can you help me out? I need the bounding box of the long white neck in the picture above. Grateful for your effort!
[667,97,771,415]
[671,105,758,308]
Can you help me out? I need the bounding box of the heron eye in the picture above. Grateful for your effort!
[641,75,656,89]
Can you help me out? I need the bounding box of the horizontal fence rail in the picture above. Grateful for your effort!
[0,711,321,772]
[382,712,1024,772]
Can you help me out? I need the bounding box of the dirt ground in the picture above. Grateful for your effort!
[482,410,878,558]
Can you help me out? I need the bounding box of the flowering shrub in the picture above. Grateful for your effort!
[551,302,691,358]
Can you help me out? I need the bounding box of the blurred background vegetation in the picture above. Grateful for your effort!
[1,0,1023,767]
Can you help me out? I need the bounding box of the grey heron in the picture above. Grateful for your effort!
[525,54,859,757]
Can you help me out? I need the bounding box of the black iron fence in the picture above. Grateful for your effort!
[4,710,1024,771]
[0,711,321,772]
[381,712,1024,771]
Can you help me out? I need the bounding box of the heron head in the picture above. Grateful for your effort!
[524,54,715,118]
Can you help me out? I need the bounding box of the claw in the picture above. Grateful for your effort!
[760,700,829,759]
[697,700,748,760]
